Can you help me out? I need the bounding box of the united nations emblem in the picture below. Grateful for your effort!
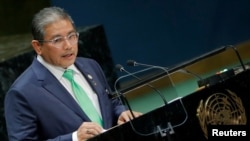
[196,89,247,139]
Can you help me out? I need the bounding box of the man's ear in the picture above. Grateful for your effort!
[31,40,42,55]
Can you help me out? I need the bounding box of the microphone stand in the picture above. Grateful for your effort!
[226,45,246,71]
[116,64,168,105]
[127,60,176,87]
[113,74,135,119]
[119,63,178,139]
[113,66,157,119]
[126,60,192,138]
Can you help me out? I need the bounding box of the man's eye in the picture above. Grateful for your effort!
[52,38,63,44]
[68,34,76,40]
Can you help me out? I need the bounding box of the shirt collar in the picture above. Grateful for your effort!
[37,55,79,79]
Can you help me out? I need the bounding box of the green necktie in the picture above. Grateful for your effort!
[63,69,103,127]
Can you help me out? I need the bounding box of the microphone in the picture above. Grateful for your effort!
[117,64,190,137]
[115,64,181,138]
[115,64,168,105]
[113,64,164,119]
[177,69,203,80]
[226,45,246,71]
[127,59,203,79]
[115,64,124,72]
[126,60,175,87]
[127,60,168,69]
[127,60,207,88]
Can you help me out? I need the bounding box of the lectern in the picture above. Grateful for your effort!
[89,68,249,141]
[89,45,250,141]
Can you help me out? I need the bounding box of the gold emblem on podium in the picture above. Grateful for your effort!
[196,89,247,139]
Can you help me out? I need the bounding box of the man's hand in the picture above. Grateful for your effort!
[117,110,143,125]
[77,122,103,141]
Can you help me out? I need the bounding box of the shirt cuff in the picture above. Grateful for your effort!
[72,131,78,141]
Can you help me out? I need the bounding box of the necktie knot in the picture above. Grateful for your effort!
[63,69,74,81]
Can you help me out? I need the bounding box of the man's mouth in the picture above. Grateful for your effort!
[62,53,74,58]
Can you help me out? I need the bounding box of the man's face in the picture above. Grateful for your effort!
[37,19,78,69]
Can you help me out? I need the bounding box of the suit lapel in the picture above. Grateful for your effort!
[75,60,102,97]
[74,60,106,116]
[32,59,89,120]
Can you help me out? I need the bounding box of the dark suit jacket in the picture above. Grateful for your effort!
[4,57,126,141]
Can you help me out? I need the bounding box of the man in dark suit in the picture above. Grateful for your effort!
[4,6,142,141]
